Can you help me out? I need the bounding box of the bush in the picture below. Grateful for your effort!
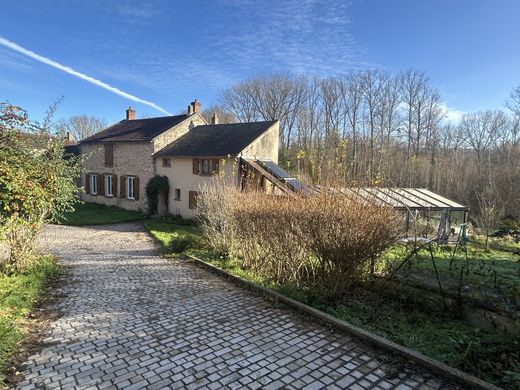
[197,183,400,299]
[195,178,238,256]
[0,103,81,273]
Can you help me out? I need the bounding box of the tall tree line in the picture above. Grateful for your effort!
[219,71,520,224]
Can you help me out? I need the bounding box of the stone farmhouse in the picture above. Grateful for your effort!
[79,100,291,218]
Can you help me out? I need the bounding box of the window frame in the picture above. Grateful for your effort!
[174,188,181,201]
[126,176,135,199]
[201,159,211,175]
[90,174,98,195]
[105,175,113,197]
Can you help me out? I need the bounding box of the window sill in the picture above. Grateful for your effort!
[174,198,181,201]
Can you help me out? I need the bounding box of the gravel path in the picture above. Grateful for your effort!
[17,222,455,389]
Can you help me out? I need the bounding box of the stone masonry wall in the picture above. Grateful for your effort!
[152,113,206,153]
[80,142,154,212]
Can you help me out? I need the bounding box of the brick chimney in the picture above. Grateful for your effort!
[187,104,193,115]
[126,107,135,120]
[211,112,219,125]
[191,99,201,113]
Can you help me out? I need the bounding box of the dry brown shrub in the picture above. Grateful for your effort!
[195,178,238,256]
[231,192,314,284]
[197,181,400,299]
[301,192,400,297]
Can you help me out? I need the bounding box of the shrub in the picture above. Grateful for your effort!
[302,192,400,297]
[195,178,238,256]
[196,181,400,299]
[0,103,81,273]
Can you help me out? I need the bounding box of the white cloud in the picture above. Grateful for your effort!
[0,35,171,115]
[441,103,464,123]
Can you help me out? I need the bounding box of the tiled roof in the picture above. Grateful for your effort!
[80,115,189,143]
[156,121,276,157]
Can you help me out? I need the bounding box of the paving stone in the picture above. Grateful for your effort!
[16,222,457,389]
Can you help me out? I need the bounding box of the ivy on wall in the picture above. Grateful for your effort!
[145,175,170,215]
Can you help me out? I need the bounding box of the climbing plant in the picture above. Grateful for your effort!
[145,175,170,215]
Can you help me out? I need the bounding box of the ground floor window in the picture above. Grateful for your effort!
[126,176,135,199]
[189,191,198,209]
[174,188,181,201]
[90,174,98,195]
[105,175,113,196]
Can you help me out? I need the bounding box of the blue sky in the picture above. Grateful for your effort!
[1,0,519,125]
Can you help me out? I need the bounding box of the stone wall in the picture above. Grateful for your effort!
[80,142,154,212]
[152,113,206,153]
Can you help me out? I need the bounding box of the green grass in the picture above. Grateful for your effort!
[58,202,148,226]
[381,242,520,303]
[146,220,520,388]
[145,219,203,254]
[0,256,62,385]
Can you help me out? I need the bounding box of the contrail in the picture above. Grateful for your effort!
[0,36,171,115]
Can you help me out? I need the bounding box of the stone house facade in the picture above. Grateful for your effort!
[80,100,295,218]
[80,102,206,211]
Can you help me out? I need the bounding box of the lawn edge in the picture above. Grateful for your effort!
[186,254,500,390]
[54,216,150,227]
[3,258,66,387]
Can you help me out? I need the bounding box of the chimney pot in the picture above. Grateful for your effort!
[126,107,136,120]
[211,112,219,125]
[191,99,201,113]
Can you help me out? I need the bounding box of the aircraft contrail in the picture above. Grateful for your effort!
[0,36,171,115]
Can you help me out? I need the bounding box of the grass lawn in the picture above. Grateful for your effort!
[0,256,62,385]
[146,219,520,388]
[145,219,203,254]
[57,202,148,226]
[381,242,520,305]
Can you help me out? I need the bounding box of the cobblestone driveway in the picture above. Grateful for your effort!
[17,222,454,389]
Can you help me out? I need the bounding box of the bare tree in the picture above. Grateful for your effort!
[216,72,519,225]
[474,181,503,250]
[56,115,107,141]
[201,106,236,124]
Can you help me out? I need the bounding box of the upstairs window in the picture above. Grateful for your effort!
[162,158,171,167]
[104,144,114,167]
[193,159,219,176]
[202,159,210,174]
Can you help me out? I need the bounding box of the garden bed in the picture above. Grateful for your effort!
[146,219,520,389]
